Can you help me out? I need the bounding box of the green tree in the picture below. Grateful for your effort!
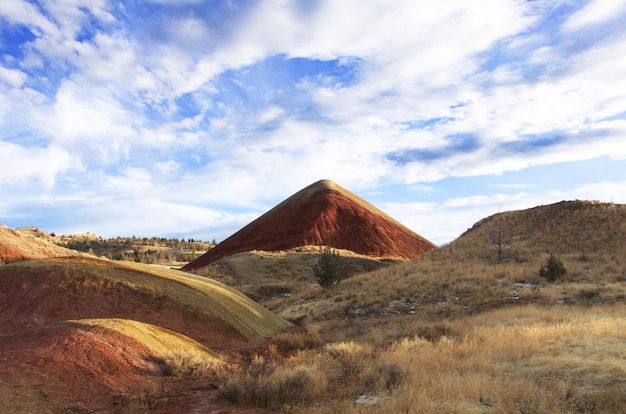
[539,254,567,282]
[312,237,341,288]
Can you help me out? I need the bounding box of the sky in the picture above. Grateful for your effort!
[1,0,626,246]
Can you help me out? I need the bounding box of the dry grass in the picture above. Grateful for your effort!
[4,200,625,413]
[215,305,626,413]
[190,247,391,322]
[210,201,626,412]
[277,202,626,328]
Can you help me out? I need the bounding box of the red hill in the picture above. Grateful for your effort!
[183,179,436,271]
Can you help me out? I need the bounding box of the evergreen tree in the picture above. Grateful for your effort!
[539,254,567,282]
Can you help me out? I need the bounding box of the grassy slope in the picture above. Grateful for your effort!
[292,201,626,330]
[191,247,392,320]
[210,201,626,413]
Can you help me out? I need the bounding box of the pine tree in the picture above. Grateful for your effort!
[539,254,567,282]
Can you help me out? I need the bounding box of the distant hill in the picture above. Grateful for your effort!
[183,179,436,271]
[57,233,214,265]
[0,225,81,264]
[449,200,626,263]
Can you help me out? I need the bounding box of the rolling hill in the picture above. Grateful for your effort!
[183,179,436,271]
[183,199,626,325]
[283,200,626,326]
[0,225,81,264]
[0,256,291,413]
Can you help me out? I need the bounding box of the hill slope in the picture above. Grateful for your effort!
[452,200,626,263]
[183,179,436,271]
[0,256,291,347]
[0,256,292,412]
[0,319,221,412]
[241,200,626,326]
[0,225,81,264]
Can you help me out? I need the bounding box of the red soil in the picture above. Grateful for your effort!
[0,322,162,412]
[0,258,277,413]
[183,179,437,271]
[0,322,267,413]
[0,259,252,350]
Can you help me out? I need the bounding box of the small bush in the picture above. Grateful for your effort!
[161,351,219,377]
[312,239,341,287]
[217,360,320,409]
[271,329,324,353]
[379,363,407,391]
[539,254,567,282]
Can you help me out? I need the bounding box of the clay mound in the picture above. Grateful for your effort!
[183,179,437,271]
[0,256,291,350]
[0,319,221,413]
[0,322,162,411]
[0,225,81,264]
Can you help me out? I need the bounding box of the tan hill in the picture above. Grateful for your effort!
[0,225,82,264]
[0,256,291,413]
[183,179,436,271]
[288,200,626,325]
[452,199,626,263]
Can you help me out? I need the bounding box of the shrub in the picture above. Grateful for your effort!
[539,254,567,282]
[312,239,341,287]
[271,329,324,353]
[217,358,320,409]
[161,351,220,377]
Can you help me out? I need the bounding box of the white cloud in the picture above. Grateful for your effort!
[1,1,626,243]
[0,142,77,189]
[31,79,167,166]
[0,66,27,87]
[562,0,626,31]
[257,105,285,124]
[0,0,58,36]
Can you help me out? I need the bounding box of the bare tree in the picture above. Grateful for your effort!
[486,210,513,264]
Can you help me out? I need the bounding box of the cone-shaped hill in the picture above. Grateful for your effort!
[183,179,436,271]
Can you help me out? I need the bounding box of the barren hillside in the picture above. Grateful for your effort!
[183,179,436,271]
[0,256,291,413]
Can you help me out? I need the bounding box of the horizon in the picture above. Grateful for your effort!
[1,1,626,246]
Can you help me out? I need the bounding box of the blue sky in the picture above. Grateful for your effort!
[1,0,626,245]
